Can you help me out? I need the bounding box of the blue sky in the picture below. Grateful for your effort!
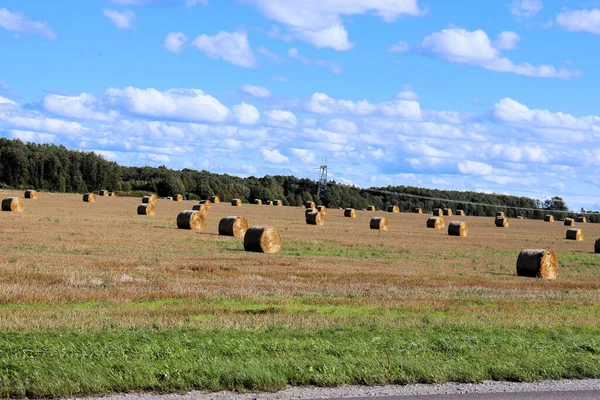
[1,0,600,210]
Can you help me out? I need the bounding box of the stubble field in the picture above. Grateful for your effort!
[1,190,600,397]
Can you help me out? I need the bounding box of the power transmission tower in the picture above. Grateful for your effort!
[316,155,328,199]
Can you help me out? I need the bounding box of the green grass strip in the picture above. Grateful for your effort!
[1,325,599,398]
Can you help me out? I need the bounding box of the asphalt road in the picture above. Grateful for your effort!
[334,391,600,400]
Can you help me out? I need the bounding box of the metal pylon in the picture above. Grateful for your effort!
[317,155,327,199]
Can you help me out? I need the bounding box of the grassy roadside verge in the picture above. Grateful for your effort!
[1,325,599,398]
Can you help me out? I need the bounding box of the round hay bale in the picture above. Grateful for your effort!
[173,194,183,201]
[191,203,210,216]
[109,192,117,197]
[595,237,600,253]
[426,217,445,229]
[243,226,281,254]
[306,211,324,226]
[544,215,555,223]
[231,199,242,206]
[413,207,423,214]
[448,221,468,237]
[177,210,205,231]
[305,208,316,217]
[517,216,524,219]
[566,228,583,241]
[99,190,109,196]
[496,211,505,218]
[274,200,283,206]
[456,210,465,216]
[367,205,376,211]
[516,249,557,279]
[166,196,173,200]
[495,216,509,228]
[24,190,38,199]
[316,205,327,215]
[210,195,221,204]
[253,199,263,205]
[218,216,248,237]
[143,194,157,204]
[344,208,356,218]
[387,205,399,213]
[370,217,388,231]
[576,216,587,223]
[432,208,442,216]
[305,201,316,209]
[443,208,453,216]
[199,199,211,207]
[267,200,274,206]
[2,197,24,212]
[564,218,575,226]
[137,203,155,216]
[83,193,96,203]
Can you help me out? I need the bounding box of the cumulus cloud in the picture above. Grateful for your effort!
[264,109,297,128]
[0,109,88,135]
[388,41,410,53]
[192,31,256,68]
[262,148,289,164]
[327,119,358,134]
[10,129,56,143]
[42,93,115,121]
[458,160,494,176]
[306,92,421,120]
[0,95,18,105]
[509,0,543,18]
[287,48,343,74]
[556,9,600,35]
[0,8,56,39]
[105,87,230,122]
[247,0,422,50]
[493,31,520,50]
[241,85,271,98]
[232,102,260,125]
[414,27,579,79]
[163,32,188,54]
[102,9,135,29]
[290,148,316,164]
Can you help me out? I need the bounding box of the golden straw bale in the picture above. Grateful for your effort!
[370,217,388,231]
[367,205,376,211]
[566,228,583,241]
[456,209,465,216]
[544,215,555,223]
[267,201,274,206]
[2,197,24,212]
[414,207,423,214]
[496,212,505,218]
[426,217,445,229]
[253,199,263,205]
[305,201,316,209]
[448,221,468,237]
[316,205,327,215]
[231,199,242,206]
[199,199,211,207]
[576,216,587,223]
[495,216,509,228]
[137,203,155,216]
[306,211,324,226]
[83,193,96,203]
[173,194,183,201]
[176,210,205,231]
[109,192,116,197]
[191,203,210,216]
[432,208,442,216]
[218,216,248,237]
[24,190,38,199]
[516,249,557,279]
[564,218,575,226]
[344,208,356,218]
[595,237,600,253]
[387,205,399,213]
[99,190,109,196]
[243,226,281,253]
[210,196,221,204]
[274,200,283,206]
[443,208,453,216]
[305,208,316,217]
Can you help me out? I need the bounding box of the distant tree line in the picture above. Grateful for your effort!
[0,138,597,222]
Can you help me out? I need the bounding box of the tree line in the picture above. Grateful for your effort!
[1,138,597,222]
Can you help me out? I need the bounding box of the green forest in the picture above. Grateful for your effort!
[0,138,596,221]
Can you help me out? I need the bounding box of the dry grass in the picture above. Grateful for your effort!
[1,190,600,331]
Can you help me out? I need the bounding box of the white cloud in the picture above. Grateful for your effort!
[102,9,135,29]
[493,31,520,50]
[290,148,316,164]
[9,129,56,143]
[192,31,256,68]
[388,41,410,53]
[458,160,494,176]
[287,48,343,74]
[0,110,88,135]
[556,9,600,35]
[232,102,260,125]
[258,47,284,63]
[509,0,543,18]
[241,85,271,98]
[306,92,421,120]
[327,119,358,134]
[0,8,56,39]
[247,0,422,50]
[163,32,188,54]
[417,27,579,79]
[264,109,297,128]
[42,93,115,121]
[396,86,418,100]
[105,87,230,122]
[262,148,289,164]
[0,95,17,105]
